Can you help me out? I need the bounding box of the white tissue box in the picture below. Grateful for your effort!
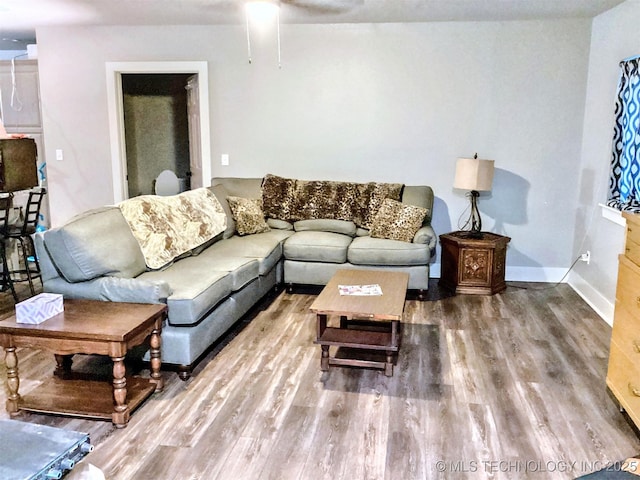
[16,293,64,324]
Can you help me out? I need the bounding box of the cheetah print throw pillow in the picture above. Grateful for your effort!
[370,198,427,243]
[227,196,271,236]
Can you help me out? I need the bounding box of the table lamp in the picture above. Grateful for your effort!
[454,154,494,237]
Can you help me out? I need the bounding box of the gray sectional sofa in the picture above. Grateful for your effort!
[35,175,436,379]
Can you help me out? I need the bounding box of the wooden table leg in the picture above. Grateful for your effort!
[54,354,73,379]
[385,320,399,377]
[317,314,330,371]
[321,346,330,371]
[4,346,20,414]
[111,355,129,428]
[316,313,327,339]
[149,325,163,392]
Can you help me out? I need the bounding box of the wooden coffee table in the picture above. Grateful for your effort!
[0,299,166,428]
[310,269,409,376]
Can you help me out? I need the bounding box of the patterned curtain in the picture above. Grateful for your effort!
[608,58,640,212]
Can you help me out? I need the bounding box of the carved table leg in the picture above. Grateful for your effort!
[4,346,20,414]
[54,354,73,379]
[111,355,129,428]
[149,326,163,392]
[317,313,330,371]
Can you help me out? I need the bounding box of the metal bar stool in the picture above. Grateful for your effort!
[0,195,18,302]
[5,187,46,296]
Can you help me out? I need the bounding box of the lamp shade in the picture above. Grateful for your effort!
[454,157,494,192]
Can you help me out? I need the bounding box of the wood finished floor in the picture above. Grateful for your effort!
[1,281,639,479]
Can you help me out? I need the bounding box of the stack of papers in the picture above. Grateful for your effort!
[338,284,383,296]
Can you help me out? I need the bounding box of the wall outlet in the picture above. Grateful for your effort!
[221,154,229,166]
[580,251,591,264]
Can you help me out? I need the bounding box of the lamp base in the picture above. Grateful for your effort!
[458,190,484,237]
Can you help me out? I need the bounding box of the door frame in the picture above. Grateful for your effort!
[106,61,212,203]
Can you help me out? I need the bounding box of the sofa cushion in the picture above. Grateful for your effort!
[227,196,271,236]
[284,231,352,264]
[195,251,260,290]
[138,258,235,326]
[44,207,146,283]
[267,218,294,230]
[348,236,430,266]
[205,230,292,275]
[119,188,227,270]
[293,219,356,236]
[370,199,427,243]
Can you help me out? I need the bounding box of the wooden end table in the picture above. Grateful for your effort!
[310,269,409,377]
[0,299,166,428]
[439,231,510,295]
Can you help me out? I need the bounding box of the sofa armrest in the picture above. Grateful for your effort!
[43,276,172,304]
[413,225,437,252]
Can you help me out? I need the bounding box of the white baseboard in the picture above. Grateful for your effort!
[566,270,614,326]
[504,266,571,283]
[430,263,613,325]
[431,264,570,283]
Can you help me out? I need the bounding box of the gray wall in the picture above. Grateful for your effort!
[568,0,640,324]
[35,19,592,281]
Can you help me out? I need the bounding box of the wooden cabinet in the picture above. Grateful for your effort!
[607,212,640,427]
[439,231,510,295]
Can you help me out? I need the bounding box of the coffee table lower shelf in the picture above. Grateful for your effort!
[316,327,398,350]
[18,376,157,420]
[315,321,400,376]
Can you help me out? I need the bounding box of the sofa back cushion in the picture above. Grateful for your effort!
[293,219,357,236]
[401,185,434,224]
[209,184,236,239]
[212,177,263,198]
[44,206,147,283]
[211,178,265,238]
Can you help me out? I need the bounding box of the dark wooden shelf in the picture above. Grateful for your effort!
[19,376,157,420]
[315,327,397,351]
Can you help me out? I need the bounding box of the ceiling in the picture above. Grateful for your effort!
[0,0,626,50]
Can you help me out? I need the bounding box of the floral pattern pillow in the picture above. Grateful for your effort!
[370,198,427,243]
[227,196,271,236]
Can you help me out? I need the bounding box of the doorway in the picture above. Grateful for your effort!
[122,73,192,197]
[106,61,212,203]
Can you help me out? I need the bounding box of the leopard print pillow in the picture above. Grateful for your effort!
[370,198,427,243]
[227,196,271,236]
